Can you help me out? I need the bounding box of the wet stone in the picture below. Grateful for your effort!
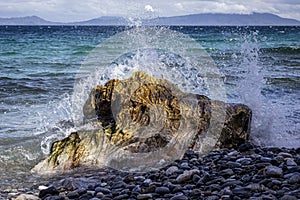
[103,193,113,199]
[112,181,127,189]
[100,182,107,187]
[218,169,234,177]
[286,189,300,197]
[66,188,87,199]
[137,193,153,199]
[226,161,242,168]
[271,180,282,186]
[295,156,300,165]
[123,174,134,183]
[67,190,80,199]
[284,172,300,179]
[134,176,146,182]
[255,162,271,169]
[183,184,194,190]
[43,195,64,200]
[39,186,59,199]
[260,157,272,163]
[180,163,190,170]
[206,195,219,200]
[245,183,266,192]
[114,194,129,200]
[166,166,179,176]
[232,186,251,197]
[192,174,201,183]
[220,188,232,196]
[143,185,156,193]
[236,158,252,165]
[94,187,111,194]
[76,188,87,195]
[132,185,142,193]
[95,192,104,198]
[176,169,199,183]
[287,173,300,184]
[143,179,152,185]
[278,152,293,158]
[78,193,93,199]
[221,195,231,200]
[286,166,300,173]
[238,143,254,152]
[11,145,300,200]
[286,158,297,166]
[170,193,188,200]
[260,194,277,200]
[228,150,239,156]
[241,174,251,182]
[222,180,242,188]
[265,165,283,177]
[155,186,170,194]
[273,157,284,166]
[173,185,184,193]
[206,184,221,191]
[193,188,201,195]
[280,195,298,200]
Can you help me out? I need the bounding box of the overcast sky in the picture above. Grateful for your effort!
[0,0,299,22]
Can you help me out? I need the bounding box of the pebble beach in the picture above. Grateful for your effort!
[1,143,300,200]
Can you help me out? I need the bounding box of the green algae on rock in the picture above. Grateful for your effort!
[32,71,252,173]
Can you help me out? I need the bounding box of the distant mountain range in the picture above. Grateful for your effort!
[0,16,59,25]
[1,13,299,26]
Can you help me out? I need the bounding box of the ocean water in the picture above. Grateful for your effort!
[0,25,299,188]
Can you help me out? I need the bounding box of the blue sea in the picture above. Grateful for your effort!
[0,25,299,188]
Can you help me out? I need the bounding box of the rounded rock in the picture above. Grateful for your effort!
[236,158,252,165]
[132,185,141,193]
[166,166,179,176]
[176,169,200,183]
[155,186,170,194]
[278,152,293,158]
[67,190,80,199]
[39,186,59,199]
[143,179,152,185]
[280,195,298,200]
[218,169,234,177]
[238,143,254,152]
[95,192,104,198]
[170,193,188,200]
[114,194,129,200]
[288,173,300,184]
[180,162,190,170]
[134,176,146,182]
[137,193,153,199]
[286,158,297,166]
[95,187,111,194]
[264,166,283,177]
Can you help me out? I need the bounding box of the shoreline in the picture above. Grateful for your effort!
[1,143,300,200]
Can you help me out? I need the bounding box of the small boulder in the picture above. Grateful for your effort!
[176,169,200,183]
[264,166,283,177]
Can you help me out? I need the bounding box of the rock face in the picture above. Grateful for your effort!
[33,71,251,173]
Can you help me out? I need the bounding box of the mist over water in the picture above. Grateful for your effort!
[0,25,299,188]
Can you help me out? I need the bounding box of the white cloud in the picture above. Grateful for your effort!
[145,5,154,12]
[174,3,184,10]
[0,0,299,22]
